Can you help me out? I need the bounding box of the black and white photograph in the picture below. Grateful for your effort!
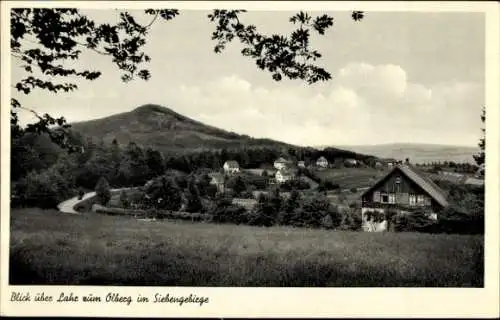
[2,0,499,317]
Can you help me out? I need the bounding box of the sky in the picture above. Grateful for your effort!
[12,10,485,147]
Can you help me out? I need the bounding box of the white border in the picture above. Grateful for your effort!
[1,1,499,318]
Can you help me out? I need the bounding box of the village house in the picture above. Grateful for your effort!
[344,158,358,167]
[275,168,298,184]
[360,162,449,232]
[223,160,240,174]
[274,157,293,170]
[316,156,329,168]
[297,160,306,168]
[208,172,225,194]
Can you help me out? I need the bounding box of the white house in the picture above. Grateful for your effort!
[223,160,240,174]
[208,172,225,194]
[275,168,298,183]
[316,156,329,168]
[274,157,293,170]
[297,160,306,168]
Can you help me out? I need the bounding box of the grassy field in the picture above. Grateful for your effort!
[315,168,387,189]
[10,208,483,287]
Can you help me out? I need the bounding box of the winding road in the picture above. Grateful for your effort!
[57,188,132,214]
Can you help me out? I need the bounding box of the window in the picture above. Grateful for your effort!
[381,194,389,203]
[381,193,396,204]
[373,191,381,202]
[409,194,417,206]
[417,195,425,206]
[388,194,396,204]
[395,177,401,192]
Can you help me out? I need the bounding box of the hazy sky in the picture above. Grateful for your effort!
[12,10,485,147]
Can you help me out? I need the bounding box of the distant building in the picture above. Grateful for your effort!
[208,172,225,193]
[344,158,358,167]
[316,156,329,168]
[360,164,449,232]
[223,160,240,174]
[244,168,276,177]
[274,157,293,170]
[275,168,298,183]
[297,161,306,168]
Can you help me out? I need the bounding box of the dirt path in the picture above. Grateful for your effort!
[57,188,133,214]
[57,191,96,214]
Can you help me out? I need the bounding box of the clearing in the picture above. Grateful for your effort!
[10,208,483,287]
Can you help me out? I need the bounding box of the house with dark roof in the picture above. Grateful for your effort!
[360,164,449,232]
[223,160,240,174]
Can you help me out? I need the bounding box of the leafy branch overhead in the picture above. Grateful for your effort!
[10,8,364,149]
[209,10,340,84]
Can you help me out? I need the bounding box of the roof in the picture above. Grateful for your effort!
[277,168,298,176]
[224,160,239,168]
[208,172,224,183]
[362,164,449,207]
[317,156,328,162]
[275,157,292,163]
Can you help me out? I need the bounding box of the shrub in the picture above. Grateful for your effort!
[14,167,75,209]
[210,197,248,224]
[119,190,130,209]
[321,214,334,229]
[95,177,111,206]
[340,207,362,231]
[392,210,437,233]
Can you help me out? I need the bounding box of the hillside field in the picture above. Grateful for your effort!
[10,208,483,287]
[314,167,387,189]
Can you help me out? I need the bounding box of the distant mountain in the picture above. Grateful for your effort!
[332,143,479,164]
[69,104,298,154]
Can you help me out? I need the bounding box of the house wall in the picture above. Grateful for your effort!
[361,170,435,210]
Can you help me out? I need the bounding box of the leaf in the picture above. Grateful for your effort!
[352,11,364,21]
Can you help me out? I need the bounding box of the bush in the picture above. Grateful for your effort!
[13,167,75,209]
[392,210,437,233]
[95,177,111,206]
[281,179,311,191]
[210,197,248,224]
[119,190,130,209]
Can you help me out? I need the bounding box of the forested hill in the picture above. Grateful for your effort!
[69,104,297,154]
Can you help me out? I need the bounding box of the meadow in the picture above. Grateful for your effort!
[10,208,483,287]
[314,167,387,190]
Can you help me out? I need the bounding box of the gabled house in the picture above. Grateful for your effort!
[223,160,240,174]
[275,168,298,183]
[208,172,225,194]
[360,164,449,232]
[316,156,329,168]
[274,157,293,170]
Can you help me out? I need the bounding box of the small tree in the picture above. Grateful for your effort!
[473,107,485,167]
[95,176,111,206]
[119,189,129,208]
[185,177,203,213]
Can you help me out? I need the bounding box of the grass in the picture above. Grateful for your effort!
[10,208,483,287]
[314,167,387,189]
